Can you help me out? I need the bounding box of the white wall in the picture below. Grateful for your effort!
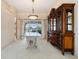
[44,19,48,39]
[16,19,22,40]
[74,0,78,56]
[1,1,16,48]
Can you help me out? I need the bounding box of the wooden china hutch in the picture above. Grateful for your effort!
[48,4,75,55]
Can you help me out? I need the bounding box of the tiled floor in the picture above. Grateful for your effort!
[2,38,78,59]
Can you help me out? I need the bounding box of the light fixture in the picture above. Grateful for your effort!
[28,15,38,20]
[28,0,38,20]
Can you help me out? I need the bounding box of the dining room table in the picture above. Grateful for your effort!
[25,32,41,48]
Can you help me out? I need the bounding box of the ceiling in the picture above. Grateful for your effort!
[3,0,57,14]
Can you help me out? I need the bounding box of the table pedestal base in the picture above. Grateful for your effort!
[26,37,37,48]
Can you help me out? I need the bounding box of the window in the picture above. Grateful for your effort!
[24,21,42,35]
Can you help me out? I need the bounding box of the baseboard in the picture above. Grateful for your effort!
[1,40,15,50]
